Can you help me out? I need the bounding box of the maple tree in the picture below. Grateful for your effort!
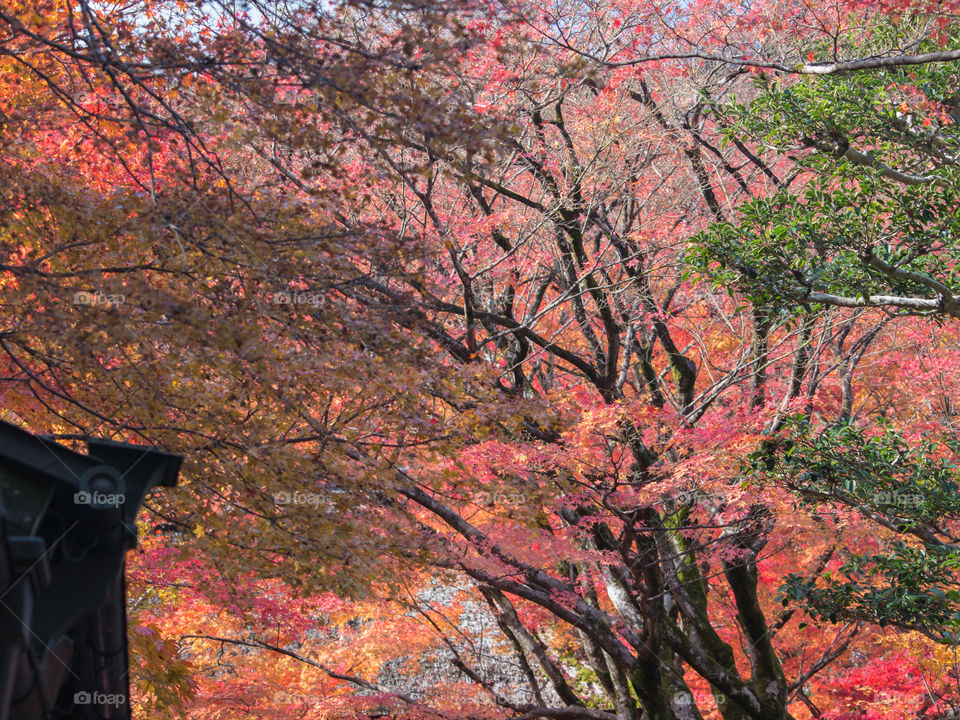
[3,1,960,719]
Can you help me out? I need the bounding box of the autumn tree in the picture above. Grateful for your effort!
[3,1,960,719]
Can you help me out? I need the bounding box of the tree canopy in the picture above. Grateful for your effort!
[3,1,960,718]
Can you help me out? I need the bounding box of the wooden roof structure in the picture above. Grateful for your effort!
[0,420,180,720]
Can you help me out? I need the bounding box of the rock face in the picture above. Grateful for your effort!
[369,579,560,708]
